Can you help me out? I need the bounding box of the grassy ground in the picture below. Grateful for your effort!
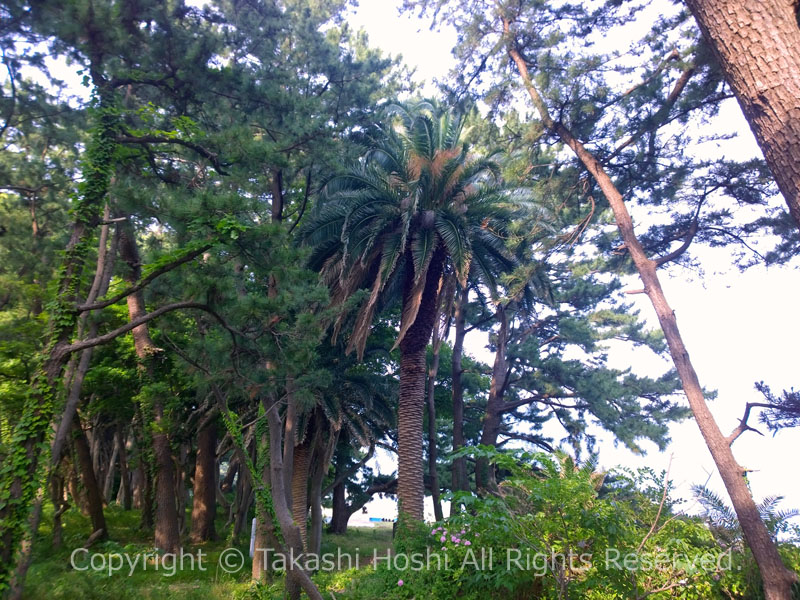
[22,504,394,600]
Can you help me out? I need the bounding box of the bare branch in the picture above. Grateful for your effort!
[727,402,782,446]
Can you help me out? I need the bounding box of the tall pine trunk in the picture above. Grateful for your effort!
[118,221,180,554]
[684,0,800,233]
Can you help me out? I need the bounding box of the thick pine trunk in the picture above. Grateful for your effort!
[190,421,217,543]
[450,286,469,495]
[264,402,323,600]
[684,0,800,233]
[505,36,798,599]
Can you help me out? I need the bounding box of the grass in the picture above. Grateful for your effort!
[22,504,395,600]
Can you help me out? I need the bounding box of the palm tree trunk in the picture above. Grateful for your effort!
[450,286,469,494]
[290,439,311,550]
[397,246,446,523]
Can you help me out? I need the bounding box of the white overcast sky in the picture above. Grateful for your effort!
[347,0,800,518]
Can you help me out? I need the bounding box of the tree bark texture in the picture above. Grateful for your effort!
[397,246,446,522]
[290,439,311,550]
[684,0,800,233]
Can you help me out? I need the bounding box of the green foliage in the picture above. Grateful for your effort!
[335,447,794,599]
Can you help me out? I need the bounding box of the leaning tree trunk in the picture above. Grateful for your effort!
[505,30,799,600]
[0,74,117,590]
[450,285,469,495]
[397,246,446,523]
[190,420,217,543]
[684,0,800,234]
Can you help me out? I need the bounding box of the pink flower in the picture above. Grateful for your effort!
[442,546,446,551]
[440,535,446,542]
[397,579,404,586]
[464,540,471,546]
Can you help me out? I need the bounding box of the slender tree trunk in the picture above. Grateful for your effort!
[505,31,799,599]
[684,0,800,233]
[71,415,108,539]
[103,434,119,503]
[116,426,132,510]
[252,437,275,583]
[476,306,509,492]
[7,209,117,598]
[221,459,238,494]
[450,286,469,495]
[176,443,190,535]
[50,472,67,548]
[190,421,217,543]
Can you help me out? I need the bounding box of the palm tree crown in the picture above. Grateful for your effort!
[301,99,533,521]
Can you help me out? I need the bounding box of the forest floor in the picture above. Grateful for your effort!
[24,504,395,599]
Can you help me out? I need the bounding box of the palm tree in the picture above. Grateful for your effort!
[301,100,529,522]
